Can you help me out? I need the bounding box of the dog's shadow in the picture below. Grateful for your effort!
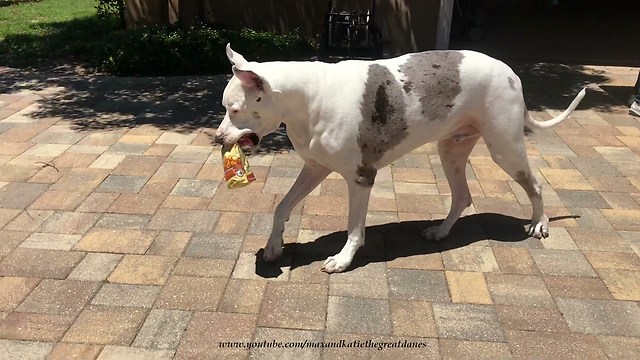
[253,212,578,276]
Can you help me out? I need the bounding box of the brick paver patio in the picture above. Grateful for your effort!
[0,64,639,359]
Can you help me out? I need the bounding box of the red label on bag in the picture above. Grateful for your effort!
[225,162,255,182]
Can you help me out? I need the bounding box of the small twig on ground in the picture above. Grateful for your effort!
[36,161,59,172]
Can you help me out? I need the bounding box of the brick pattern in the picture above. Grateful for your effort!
[0,67,639,359]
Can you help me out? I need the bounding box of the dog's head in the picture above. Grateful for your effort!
[215,44,282,150]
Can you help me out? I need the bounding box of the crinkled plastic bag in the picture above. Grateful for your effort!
[222,143,255,189]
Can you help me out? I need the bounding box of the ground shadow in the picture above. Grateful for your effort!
[598,85,636,108]
[509,62,622,112]
[253,212,578,275]
[0,67,295,152]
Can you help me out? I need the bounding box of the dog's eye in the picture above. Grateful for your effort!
[231,109,239,114]
[256,97,261,102]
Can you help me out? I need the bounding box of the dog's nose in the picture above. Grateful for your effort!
[214,134,224,145]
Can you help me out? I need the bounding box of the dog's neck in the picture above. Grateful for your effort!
[260,61,328,146]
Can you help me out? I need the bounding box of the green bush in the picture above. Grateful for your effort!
[95,0,122,18]
[94,27,316,76]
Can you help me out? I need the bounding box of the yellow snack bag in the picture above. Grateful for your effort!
[222,143,255,189]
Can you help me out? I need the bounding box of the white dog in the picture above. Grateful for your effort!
[215,44,586,273]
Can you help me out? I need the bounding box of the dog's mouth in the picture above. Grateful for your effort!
[238,133,260,152]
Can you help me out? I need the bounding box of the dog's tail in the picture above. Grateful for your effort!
[525,87,587,130]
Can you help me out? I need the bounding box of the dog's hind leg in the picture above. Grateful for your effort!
[321,179,372,273]
[264,161,331,262]
[482,121,549,239]
[423,135,479,241]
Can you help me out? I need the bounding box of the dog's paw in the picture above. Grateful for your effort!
[528,222,549,239]
[421,226,447,242]
[321,255,351,273]
[263,244,283,262]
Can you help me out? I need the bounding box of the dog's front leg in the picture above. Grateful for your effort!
[264,161,331,261]
[321,180,372,273]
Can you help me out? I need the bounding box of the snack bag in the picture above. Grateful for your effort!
[222,143,255,189]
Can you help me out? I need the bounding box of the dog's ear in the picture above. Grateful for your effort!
[232,66,268,92]
[226,43,248,68]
